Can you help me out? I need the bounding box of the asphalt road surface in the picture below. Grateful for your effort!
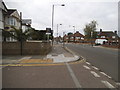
[65,43,118,82]
[2,62,118,89]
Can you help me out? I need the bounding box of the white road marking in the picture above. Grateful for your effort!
[92,66,99,70]
[100,72,112,79]
[86,62,90,65]
[107,76,112,79]
[90,71,100,77]
[101,80,115,88]
[66,63,82,88]
[116,82,120,86]
[83,65,91,70]
[100,72,107,76]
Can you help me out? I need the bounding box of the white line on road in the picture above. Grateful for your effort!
[100,72,112,79]
[66,63,82,88]
[92,66,99,70]
[116,82,120,86]
[90,71,100,77]
[83,65,91,70]
[100,72,107,76]
[86,62,91,65]
[101,80,115,89]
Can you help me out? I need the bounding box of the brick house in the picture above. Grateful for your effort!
[95,29,119,45]
[63,34,69,42]
[63,31,84,43]
[74,31,84,43]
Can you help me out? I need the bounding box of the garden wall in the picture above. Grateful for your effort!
[2,41,52,55]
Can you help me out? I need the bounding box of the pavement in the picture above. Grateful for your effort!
[46,44,79,63]
[1,43,80,66]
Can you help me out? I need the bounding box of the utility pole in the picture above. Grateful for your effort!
[51,4,65,45]
[20,12,23,55]
[91,31,93,47]
[63,32,65,47]
[57,24,62,44]
[51,5,54,45]
[73,26,75,43]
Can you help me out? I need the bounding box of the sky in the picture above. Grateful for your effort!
[4,0,119,37]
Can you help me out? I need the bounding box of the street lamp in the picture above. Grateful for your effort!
[73,26,75,43]
[57,24,62,44]
[63,31,65,47]
[91,31,93,46]
[20,12,23,55]
[51,4,65,44]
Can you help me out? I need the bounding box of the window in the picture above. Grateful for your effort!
[9,17,14,25]
[112,36,115,39]
[101,36,105,38]
[9,17,16,26]
[81,37,84,40]
[76,37,80,39]
[70,37,74,39]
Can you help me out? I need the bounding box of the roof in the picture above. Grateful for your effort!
[7,9,16,15]
[96,31,118,37]
[64,32,84,38]
[1,1,7,12]
[74,31,84,37]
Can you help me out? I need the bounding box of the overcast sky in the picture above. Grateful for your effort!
[4,0,118,36]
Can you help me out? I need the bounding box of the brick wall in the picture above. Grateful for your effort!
[2,41,52,55]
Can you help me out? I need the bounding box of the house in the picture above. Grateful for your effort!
[74,31,84,43]
[4,9,21,30]
[95,29,119,45]
[3,9,21,41]
[22,19,32,32]
[55,36,63,43]
[63,31,84,43]
[0,1,8,42]
[0,0,7,30]
[63,34,69,42]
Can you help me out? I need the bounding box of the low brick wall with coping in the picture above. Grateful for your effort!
[2,41,52,55]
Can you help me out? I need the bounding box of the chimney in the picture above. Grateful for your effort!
[114,31,117,34]
[100,29,102,32]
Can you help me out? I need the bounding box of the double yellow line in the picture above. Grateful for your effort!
[0,59,85,67]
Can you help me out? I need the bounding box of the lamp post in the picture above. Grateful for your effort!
[51,4,65,45]
[91,31,93,46]
[73,26,75,43]
[63,32,65,47]
[57,24,62,44]
[20,12,23,55]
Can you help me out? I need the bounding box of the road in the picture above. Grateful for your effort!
[2,44,119,89]
[65,43,118,82]
[2,62,118,89]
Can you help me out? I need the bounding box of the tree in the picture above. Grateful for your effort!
[2,30,13,42]
[10,26,32,41]
[84,20,98,40]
